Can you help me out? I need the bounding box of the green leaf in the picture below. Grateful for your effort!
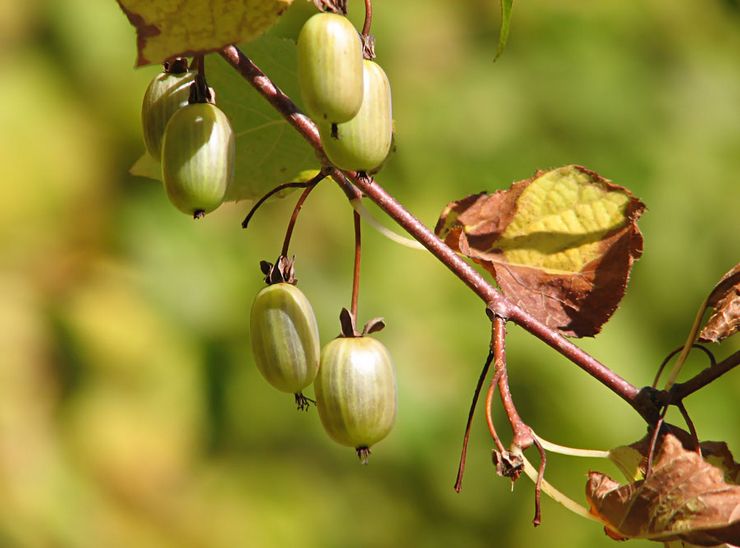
[494,0,514,61]
[130,37,317,203]
[116,0,293,66]
[208,38,317,201]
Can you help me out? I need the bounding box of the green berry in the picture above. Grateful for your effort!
[161,102,234,218]
[297,12,364,124]
[141,69,195,159]
[320,60,393,173]
[250,283,321,399]
[314,336,397,462]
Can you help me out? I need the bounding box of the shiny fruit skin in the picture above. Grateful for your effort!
[250,283,321,394]
[161,102,234,216]
[320,60,393,172]
[297,12,363,124]
[141,70,195,159]
[314,336,397,450]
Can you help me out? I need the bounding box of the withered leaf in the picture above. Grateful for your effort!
[610,430,740,486]
[699,264,739,344]
[116,0,293,66]
[435,165,645,337]
[587,434,740,545]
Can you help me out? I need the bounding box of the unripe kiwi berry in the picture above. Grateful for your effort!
[250,283,321,403]
[141,67,195,159]
[161,101,234,218]
[314,336,397,462]
[297,12,364,124]
[320,60,393,173]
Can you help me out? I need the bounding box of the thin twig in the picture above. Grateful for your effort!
[351,210,362,320]
[532,437,547,527]
[645,408,668,478]
[242,181,318,229]
[652,344,717,388]
[492,316,533,449]
[281,178,322,256]
[668,350,739,402]
[362,0,373,37]
[485,370,506,453]
[676,401,700,453]
[455,348,495,493]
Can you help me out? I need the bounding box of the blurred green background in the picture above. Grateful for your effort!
[1,0,738,546]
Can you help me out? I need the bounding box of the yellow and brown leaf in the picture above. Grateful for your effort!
[435,165,645,337]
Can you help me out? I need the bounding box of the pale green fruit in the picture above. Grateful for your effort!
[298,12,363,124]
[320,60,393,173]
[141,70,195,159]
[314,336,397,459]
[250,283,321,395]
[161,103,234,217]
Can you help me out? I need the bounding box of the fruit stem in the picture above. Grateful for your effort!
[493,316,533,450]
[362,0,373,37]
[361,0,376,61]
[281,175,324,257]
[242,176,324,229]
[350,209,362,322]
[189,54,211,104]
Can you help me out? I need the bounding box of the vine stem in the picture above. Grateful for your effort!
[351,210,361,320]
[362,0,373,37]
[218,45,657,422]
[281,178,321,257]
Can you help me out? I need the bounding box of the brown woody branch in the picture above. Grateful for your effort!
[217,44,732,426]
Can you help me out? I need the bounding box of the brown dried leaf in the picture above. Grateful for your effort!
[699,264,740,343]
[588,434,740,545]
[435,165,645,337]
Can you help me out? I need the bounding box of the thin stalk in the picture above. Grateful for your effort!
[281,180,321,257]
[351,210,362,320]
[485,370,506,453]
[493,316,533,449]
[532,435,610,459]
[455,348,495,493]
[362,0,373,36]
[242,181,317,229]
[520,454,599,523]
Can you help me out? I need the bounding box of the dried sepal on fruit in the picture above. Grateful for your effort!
[161,98,234,218]
[250,259,321,410]
[314,316,397,463]
[141,59,195,160]
[320,60,393,173]
[297,12,364,124]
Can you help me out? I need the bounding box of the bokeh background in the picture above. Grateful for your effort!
[1,0,738,546]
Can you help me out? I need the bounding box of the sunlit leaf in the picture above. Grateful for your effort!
[116,0,293,66]
[435,165,645,337]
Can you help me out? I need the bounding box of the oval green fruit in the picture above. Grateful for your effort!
[250,283,321,396]
[297,12,363,124]
[141,69,195,159]
[161,102,234,217]
[314,336,397,460]
[320,60,393,173]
